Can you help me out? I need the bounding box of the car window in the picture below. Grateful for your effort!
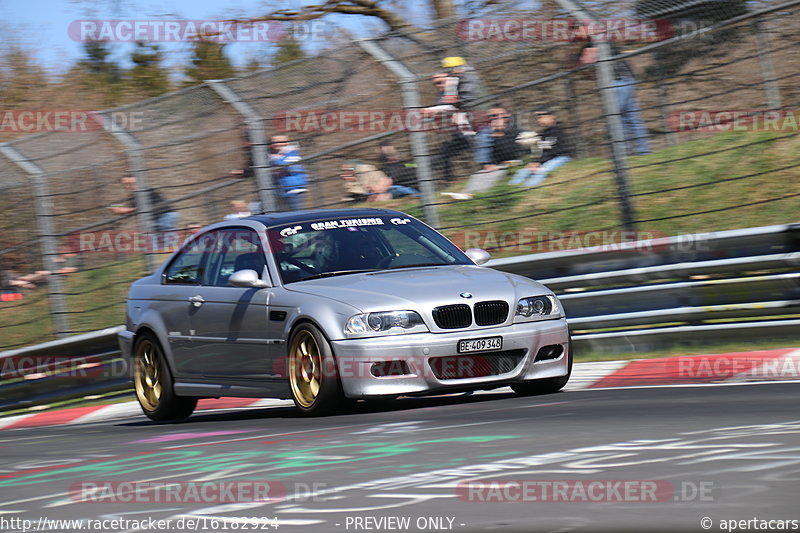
[163,231,217,285]
[205,228,266,287]
[378,225,444,262]
[267,216,471,284]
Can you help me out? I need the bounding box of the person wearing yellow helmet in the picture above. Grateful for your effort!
[441,56,466,69]
[439,56,478,108]
[427,56,485,184]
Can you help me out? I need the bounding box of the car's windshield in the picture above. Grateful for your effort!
[267,215,472,284]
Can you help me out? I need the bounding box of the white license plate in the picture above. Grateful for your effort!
[458,336,503,353]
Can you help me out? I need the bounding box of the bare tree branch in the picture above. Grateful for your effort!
[238,0,415,32]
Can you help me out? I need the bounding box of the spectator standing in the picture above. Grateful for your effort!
[427,57,483,185]
[269,135,309,211]
[230,133,254,179]
[441,56,480,109]
[510,107,573,187]
[575,42,651,155]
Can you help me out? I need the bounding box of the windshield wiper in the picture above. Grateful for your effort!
[387,262,449,270]
[297,269,377,281]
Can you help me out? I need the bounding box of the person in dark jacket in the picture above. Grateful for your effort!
[230,132,255,179]
[475,105,522,169]
[110,176,179,232]
[510,107,573,187]
[426,57,484,184]
[376,144,420,198]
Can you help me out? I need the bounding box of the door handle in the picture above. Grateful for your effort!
[189,295,205,307]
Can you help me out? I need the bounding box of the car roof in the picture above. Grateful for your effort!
[246,208,411,227]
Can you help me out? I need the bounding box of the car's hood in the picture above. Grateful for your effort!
[284,265,549,313]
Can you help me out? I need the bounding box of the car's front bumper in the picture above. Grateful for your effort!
[331,318,570,398]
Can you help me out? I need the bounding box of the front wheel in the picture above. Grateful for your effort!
[511,339,573,397]
[133,332,197,421]
[288,323,348,416]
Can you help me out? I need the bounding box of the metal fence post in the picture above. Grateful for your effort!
[751,18,782,110]
[206,80,279,214]
[563,76,587,158]
[654,55,678,147]
[0,144,70,338]
[358,38,441,228]
[98,113,157,272]
[593,44,637,231]
[555,0,637,231]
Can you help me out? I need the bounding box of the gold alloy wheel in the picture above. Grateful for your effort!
[134,338,162,412]
[289,330,323,408]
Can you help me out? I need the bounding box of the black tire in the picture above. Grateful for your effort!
[287,323,348,416]
[511,339,573,397]
[132,331,197,421]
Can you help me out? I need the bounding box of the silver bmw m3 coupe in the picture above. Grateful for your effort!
[118,208,571,420]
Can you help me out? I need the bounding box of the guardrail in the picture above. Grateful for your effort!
[488,223,800,353]
[489,223,800,280]
[0,327,126,411]
[1,224,798,412]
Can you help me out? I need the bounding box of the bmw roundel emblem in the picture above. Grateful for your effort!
[460,292,473,299]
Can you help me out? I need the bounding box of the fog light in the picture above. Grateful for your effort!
[536,344,564,361]
[371,360,411,377]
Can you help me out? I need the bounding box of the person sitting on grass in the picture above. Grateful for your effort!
[443,105,522,201]
[340,161,419,203]
[509,106,573,187]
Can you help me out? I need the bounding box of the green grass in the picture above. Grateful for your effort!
[385,130,799,254]
[0,255,149,350]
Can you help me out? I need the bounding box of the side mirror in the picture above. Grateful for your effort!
[465,248,491,266]
[229,269,269,288]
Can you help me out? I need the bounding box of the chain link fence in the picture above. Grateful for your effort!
[1,0,798,349]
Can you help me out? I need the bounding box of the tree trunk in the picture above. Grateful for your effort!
[432,0,456,20]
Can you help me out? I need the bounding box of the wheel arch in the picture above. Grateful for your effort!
[131,322,179,380]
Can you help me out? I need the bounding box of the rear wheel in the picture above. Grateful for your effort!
[133,332,197,421]
[511,339,573,397]
[288,323,348,416]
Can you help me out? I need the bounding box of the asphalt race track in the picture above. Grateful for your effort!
[1,383,799,533]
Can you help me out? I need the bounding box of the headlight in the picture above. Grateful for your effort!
[515,295,560,319]
[345,311,428,335]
